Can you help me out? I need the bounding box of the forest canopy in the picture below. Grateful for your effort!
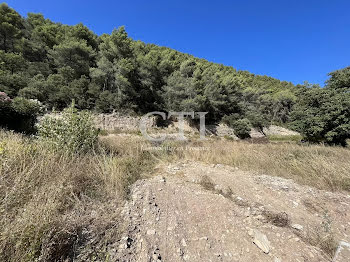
[0,3,349,145]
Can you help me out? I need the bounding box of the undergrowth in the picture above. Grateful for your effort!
[0,131,154,262]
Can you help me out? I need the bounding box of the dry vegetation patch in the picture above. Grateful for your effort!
[162,139,350,192]
[1,131,349,261]
[0,131,154,261]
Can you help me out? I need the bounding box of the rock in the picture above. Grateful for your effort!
[333,241,350,262]
[248,229,254,237]
[214,184,224,192]
[274,257,282,262]
[147,229,156,235]
[181,238,187,247]
[252,230,270,254]
[255,215,264,221]
[292,224,303,231]
[281,186,289,191]
[183,254,190,260]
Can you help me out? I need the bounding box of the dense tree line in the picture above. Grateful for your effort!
[0,3,349,145]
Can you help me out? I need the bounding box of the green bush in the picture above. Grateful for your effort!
[12,97,42,116]
[290,87,350,146]
[222,114,252,139]
[232,118,252,139]
[37,103,99,154]
[0,93,42,134]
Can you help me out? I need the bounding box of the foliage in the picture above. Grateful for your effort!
[11,96,42,116]
[0,3,349,145]
[231,118,252,139]
[0,130,154,262]
[326,66,350,90]
[37,103,99,154]
[290,85,350,146]
[0,4,301,126]
[222,114,252,139]
[0,92,41,133]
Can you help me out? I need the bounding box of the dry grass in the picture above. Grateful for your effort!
[262,211,290,227]
[295,212,338,258]
[0,131,153,262]
[1,131,349,261]
[162,139,350,192]
[199,175,216,191]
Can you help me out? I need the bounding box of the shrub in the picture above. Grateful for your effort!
[0,93,42,134]
[12,97,42,116]
[37,103,99,154]
[232,118,252,139]
[222,113,240,127]
[290,86,350,146]
[18,86,43,100]
[222,114,251,139]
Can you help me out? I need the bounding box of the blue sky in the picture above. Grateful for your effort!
[4,0,350,86]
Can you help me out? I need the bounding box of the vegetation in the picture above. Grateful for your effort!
[1,3,349,144]
[1,127,349,261]
[37,103,99,154]
[1,3,349,261]
[0,91,42,133]
[158,138,350,192]
[290,81,350,146]
[0,4,293,124]
[0,130,154,262]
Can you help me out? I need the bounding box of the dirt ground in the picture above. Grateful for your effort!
[111,161,350,262]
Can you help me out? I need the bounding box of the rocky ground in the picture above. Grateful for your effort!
[111,161,350,262]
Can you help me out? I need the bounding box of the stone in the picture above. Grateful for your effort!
[248,229,254,237]
[292,224,303,231]
[333,241,350,262]
[147,229,156,235]
[252,230,270,254]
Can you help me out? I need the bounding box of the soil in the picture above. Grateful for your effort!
[112,161,350,262]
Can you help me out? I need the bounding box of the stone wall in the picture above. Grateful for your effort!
[40,112,299,138]
[206,124,299,139]
[94,113,155,131]
[206,123,239,139]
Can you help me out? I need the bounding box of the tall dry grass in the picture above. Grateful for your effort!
[162,139,350,192]
[1,131,349,261]
[0,131,153,262]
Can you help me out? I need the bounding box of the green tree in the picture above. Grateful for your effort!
[222,114,252,139]
[0,3,24,53]
[90,27,138,111]
[326,66,350,90]
[49,38,95,77]
[290,86,350,146]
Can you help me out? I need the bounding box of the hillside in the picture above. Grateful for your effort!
[1,3,350,145]
[1,129,350,262]
[0,3,295,123]
[1,3,350,262]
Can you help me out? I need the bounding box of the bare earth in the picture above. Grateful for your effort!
[112,162,350,262]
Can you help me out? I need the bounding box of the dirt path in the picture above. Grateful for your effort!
[112,162,350,262]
